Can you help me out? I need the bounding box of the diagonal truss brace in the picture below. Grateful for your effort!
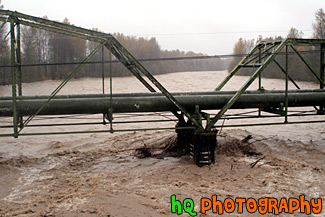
[106,39,204,130]
[209,38,325,130]
[21,43,107,131]
[206,40,287,131]
[207,40,288,130]
[0,9,204,132]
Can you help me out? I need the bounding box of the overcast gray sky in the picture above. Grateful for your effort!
[3,0,324,55]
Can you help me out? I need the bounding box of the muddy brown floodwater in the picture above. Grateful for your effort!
[0,71,324,216]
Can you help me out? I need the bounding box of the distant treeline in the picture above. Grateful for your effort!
[0,19,226,85]
[227,8,325,83]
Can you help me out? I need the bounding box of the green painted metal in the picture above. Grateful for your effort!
[321,45,325,89]
[236,43,281,77]
[0,9,201,129]
[1,10,325,139]
[109,45,113,132]
[106,39,204,131]
[214,120,325,128]
[272,57,321,113]
[215,54,249,91]
[287,38,325,46]
[320,45,325,114]
[2,89,325,101]
[209,39,325,130]
[215,42,280,91]
[0,10,159,95]
[1,112,322,130]
[0,10,112,40]
[15,22,24,128]
[10,18,18,138]
[18,19,106,43]
[258,47,262,89]
[258,47,262,116]
[49,42,105,96]
[243,44,277,66]
[1,91,325,116]
[0,119,179,129]
[101,46,105,95]
[101,46,106,124]
[3,117,324,138]
[285,45,289,123]
[208,39,289,130]
[105,42,156,92]
[16,23,22,97]
[290,45,325,87]
[21,43,106,131]
[273,59,301,89]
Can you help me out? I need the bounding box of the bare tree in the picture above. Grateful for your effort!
[287,27,304,39]
[228,38,255,73]
[312,8,325,39]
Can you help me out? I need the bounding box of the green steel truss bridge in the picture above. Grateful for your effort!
[0,10,324,166]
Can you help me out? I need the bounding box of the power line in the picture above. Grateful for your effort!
[135,30,313,37]
[0,49,321,68]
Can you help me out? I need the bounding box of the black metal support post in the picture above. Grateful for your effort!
[10,18,18,138]
[15,22,23,128]
[176,121,194,156]
[319,45,325,114]
[191,132,217,167]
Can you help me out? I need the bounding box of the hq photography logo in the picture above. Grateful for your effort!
[170,195,322,216]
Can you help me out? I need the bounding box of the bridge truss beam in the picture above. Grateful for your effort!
[1,10,325,166]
